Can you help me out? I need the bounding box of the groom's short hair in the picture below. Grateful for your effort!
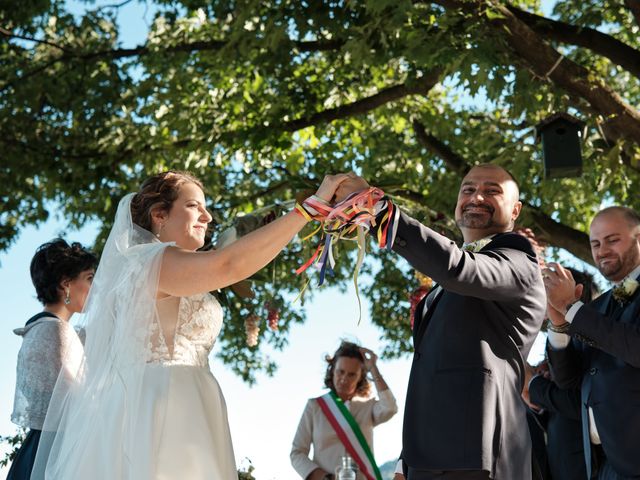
[465,163,520,198]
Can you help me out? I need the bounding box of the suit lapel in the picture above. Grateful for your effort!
[618,286,640,324]
[599,290,615,316]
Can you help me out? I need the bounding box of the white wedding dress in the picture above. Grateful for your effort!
[32,194,237,480]
[149,293,236,480]
[47,293,237,479]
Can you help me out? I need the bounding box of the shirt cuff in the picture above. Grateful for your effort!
[565,301,584,323]
[547,331,570,349]
[394,459,403,474]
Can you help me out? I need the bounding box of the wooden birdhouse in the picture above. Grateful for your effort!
[535,113,585,178]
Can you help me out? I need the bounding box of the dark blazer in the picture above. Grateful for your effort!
[526,408,551,480]
[546,282,640,478]
[392,212,546,479]
[529,376,586,480]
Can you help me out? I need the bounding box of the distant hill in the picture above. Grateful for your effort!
[378,459,398,479]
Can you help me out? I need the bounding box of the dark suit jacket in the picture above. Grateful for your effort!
[526,408,551,480]
[393,212,546,479]
[546,283,640,478]
[529,376,585,480]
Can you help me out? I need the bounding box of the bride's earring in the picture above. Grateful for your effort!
[155,223,164,239]
[64,288,71,305]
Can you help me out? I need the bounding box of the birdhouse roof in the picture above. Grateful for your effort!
[535,112,586,139]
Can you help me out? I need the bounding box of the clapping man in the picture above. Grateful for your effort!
[544,206,640,479]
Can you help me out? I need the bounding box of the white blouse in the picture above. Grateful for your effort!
[11,316,84,430]
[290,389,398,479]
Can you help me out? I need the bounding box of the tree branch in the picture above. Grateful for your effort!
[429,0,640,165]
[412,119,467,174]
[506,5,640,80]
[225,180,290,209]
[523,206,592,264]
[0,36,343,94]
[625,0,640,27]
[281,69,442,131]
[94,0,135,11]
[0,27,69,52]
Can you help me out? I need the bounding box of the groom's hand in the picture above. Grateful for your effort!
[314,173,354,204]
[334,173,369,204]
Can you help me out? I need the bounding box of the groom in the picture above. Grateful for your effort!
[339,164,546,479]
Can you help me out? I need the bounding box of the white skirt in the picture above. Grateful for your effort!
[48,364,237,479]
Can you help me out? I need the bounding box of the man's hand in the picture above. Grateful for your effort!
[333,173,370,204]
[542,262,583,316]
[521,362,542,412]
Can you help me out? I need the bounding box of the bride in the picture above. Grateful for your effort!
[32,170,351,479]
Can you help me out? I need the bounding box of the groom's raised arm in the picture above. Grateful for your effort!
[386,210,540,302]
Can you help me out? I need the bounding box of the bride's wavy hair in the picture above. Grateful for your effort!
[130,170,204,232]
[323,340,371,397]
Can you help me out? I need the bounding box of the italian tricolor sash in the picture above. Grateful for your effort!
[316,391,382,480]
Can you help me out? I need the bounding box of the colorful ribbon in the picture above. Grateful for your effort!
[294,187,397,322]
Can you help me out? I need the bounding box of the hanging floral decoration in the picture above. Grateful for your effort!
[409,271,433,329]
[244,314,260,347]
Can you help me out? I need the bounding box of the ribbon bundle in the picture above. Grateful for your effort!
[294,187,398,322]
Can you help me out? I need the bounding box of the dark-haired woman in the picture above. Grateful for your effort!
[291,341,398,480]
[8,239,96,480]
[32,171,354,479]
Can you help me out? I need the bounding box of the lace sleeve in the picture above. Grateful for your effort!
[11,320,84,429]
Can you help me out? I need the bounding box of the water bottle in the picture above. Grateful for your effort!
[336,455,357,480]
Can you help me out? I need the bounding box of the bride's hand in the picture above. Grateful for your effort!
[314,173,355,204]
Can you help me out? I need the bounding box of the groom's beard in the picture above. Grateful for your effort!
[456,203,507,230]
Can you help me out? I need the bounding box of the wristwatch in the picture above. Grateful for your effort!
[547,319,571,334]
[322,474,334,480]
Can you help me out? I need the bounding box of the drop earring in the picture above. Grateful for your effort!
[64,289,71,305]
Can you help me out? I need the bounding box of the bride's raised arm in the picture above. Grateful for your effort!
[154,172,352,298]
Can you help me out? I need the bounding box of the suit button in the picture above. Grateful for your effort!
[589,367,598,375]
[415,352,422,360]
[397,237,407,247]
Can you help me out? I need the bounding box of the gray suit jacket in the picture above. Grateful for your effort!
[393,212,546,479]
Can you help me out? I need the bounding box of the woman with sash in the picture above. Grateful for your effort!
[291,341,398,480]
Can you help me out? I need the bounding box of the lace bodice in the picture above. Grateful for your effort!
[147,292,223,367]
